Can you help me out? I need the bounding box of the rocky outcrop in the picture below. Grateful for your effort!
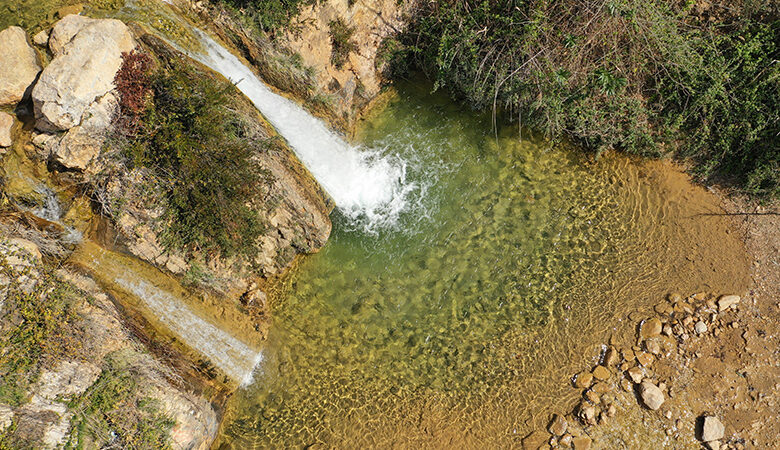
[0,26,41,106]
[32,15,135,131]
[51,91,118,170]
[0,112,13,148]
[0,237,219,449]
[281,0,413,120]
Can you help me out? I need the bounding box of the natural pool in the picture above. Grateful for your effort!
[216,82,749,448]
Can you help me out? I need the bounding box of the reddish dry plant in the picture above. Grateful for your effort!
[114,50,153,134]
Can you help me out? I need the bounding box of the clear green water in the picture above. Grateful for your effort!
[212,83,749,448]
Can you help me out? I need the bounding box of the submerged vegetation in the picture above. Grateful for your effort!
[392,0,779,197]
[113,49,267,258]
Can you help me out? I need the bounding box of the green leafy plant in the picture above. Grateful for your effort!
[329,18,358,68]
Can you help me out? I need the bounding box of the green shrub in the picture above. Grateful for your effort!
[66,354,175,449]
[329,18,357,68]
[210,0,314,34]
[115,51,267,258]
[399,0,779,197]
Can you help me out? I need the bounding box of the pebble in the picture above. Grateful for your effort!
[578,403,597,424]
[639,381,665,410]
[584,390,600,404]
[636,351,654,367]
[560,434,573,446]
[640,317,663,338]
[603,346,619,366]
[718,295,741,312]
[645,338,662,355]
[548,414,567,436]
[606,403,616,417]
[701,416,725,442]
[662,324,673,336]
[592,382,610,394]
[620,378,633,392]
[695,320,708,334]
[592,365,611,381]
[627,366,644,383]
[665,411,672,419]
[572,435,592,450]
[575,371,594,388]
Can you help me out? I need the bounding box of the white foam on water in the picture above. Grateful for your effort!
[179,29,416,231]
[116,276,263,386]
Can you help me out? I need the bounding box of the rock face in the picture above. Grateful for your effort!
[0,112,13,148]
[32,15,135,131]
[702,416,725,442]
[281,0,412,120]
[0,26,42,105]
[0,237,219,449]
[51,92,118,169]
[639,381,665,410]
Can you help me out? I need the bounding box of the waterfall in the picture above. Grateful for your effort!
[177,28,416,231]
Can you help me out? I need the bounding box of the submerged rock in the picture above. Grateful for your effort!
[32,16,135,131]
[0,26,42,106]
[548,414,568,436]
[640,317,663,338]
[0,112,13,147]
[639,381,665,410]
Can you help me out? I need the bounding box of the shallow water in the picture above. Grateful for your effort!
[216,84,749,448]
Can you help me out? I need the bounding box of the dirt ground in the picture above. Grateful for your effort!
[522,190,779,449]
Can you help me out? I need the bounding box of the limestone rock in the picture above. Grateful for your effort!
[35,360,101,401]
[33,29,49,46]
[578,403,597,424]
[636,351,654,367]
[14,396,72,449]
[640,317,662,338]
[33,16,135,131]
[695,320,707,334]
[0,404,12,432]
[0,112,13,147]
[702,416,725,442]
[575,371,594,388]
[717,295,740,311]
[639,381,665,410]
[548,414,567,436]
[627,366,644,384]
[51,92,117,170]
[0,26,42,105]
[592,365,611,381]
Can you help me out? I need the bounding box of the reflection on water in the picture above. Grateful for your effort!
[216,84,749,447]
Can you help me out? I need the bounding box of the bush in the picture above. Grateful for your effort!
[114,51,267,258]
[329,18,357,69]
[399,0,779,197]
[209,0,314,34]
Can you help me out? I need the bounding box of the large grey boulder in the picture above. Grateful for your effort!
[0,26,42,105]
[32,16,135,131]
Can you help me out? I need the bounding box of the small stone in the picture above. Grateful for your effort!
[718,295,740,311]
[627,366,644,384]
[644,338,662,355]
[701,416,724,442]
[640,317,663,338]
[575,371,594,389]
[572,435,592,450]
[584,390,600,404]
[636,351,654,367]
[548,414,567,436]
[639,381,665,410]
[606,403,616,417]
[603,346,619,366]
[522,430,548,450]
[592,365,611,381]
[560,434,573,446]
[665,411,672,419]
[662,325,672,336]
[668,292,682,303]
[578,403,597,424]
[592,382,610,394]
[706,441,720,450]
[620,378,633,392]
[33,29,49,46]
[682,316,694,328]
[695,320,707,334]
[0,112,12,147]
[655,302,673,315]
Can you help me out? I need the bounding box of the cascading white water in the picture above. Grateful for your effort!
[180,29,416,231]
